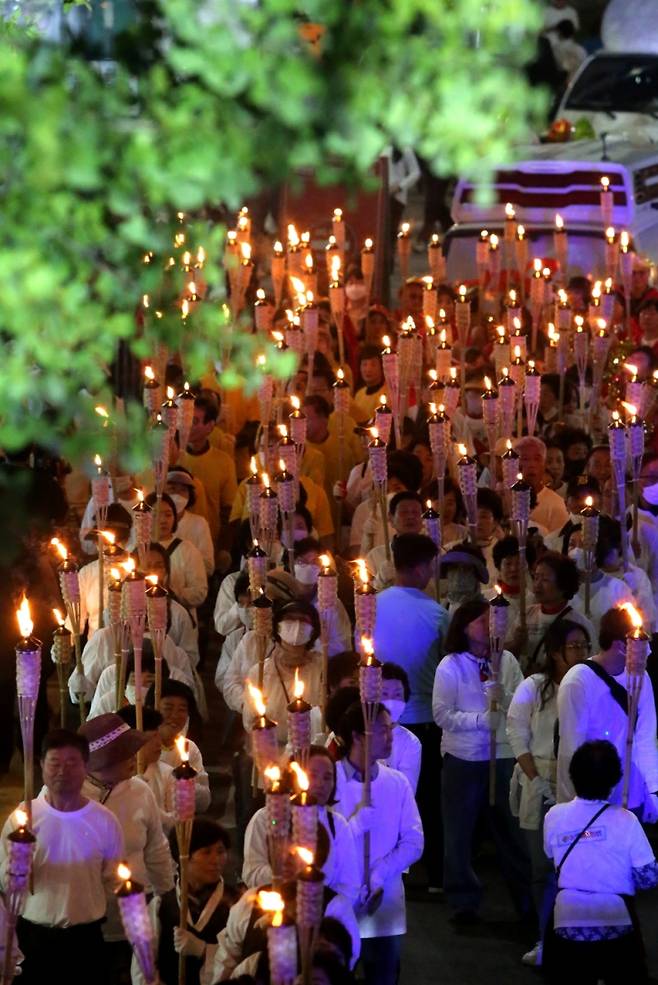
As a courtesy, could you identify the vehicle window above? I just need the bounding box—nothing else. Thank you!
[566,55,658,114]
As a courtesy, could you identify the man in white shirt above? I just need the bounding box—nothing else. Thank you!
[517,436,569,535]
[374,533,448,892]
[0,729,124,985]
[557,607,658,820]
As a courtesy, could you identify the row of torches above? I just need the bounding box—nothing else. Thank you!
[8,197,641,983]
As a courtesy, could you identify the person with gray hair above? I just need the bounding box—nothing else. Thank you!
[517,436,569,534]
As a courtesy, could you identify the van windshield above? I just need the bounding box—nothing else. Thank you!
[566,54,658,114]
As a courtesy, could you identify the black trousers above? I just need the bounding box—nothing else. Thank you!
[405,722,443,886]
[543,930,647,985]
[16,917,110,985]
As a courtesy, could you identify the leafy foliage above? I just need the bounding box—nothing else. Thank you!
[0,0,544,467]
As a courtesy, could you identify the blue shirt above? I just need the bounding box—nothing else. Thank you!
[373,586,448,724]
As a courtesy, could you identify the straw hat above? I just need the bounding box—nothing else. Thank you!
[79,712,147,772]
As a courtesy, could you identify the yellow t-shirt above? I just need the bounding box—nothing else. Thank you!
[210,426,236,456]
[179,446,238,544]
[230,474,334,539]
[352,382,387,425]
[307,420,365,502]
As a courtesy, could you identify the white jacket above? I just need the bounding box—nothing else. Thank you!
[242,805,359,903]
[433,650,523,761]
[333,761,423,938]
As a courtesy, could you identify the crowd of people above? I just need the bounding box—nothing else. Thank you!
[5,140,658,985]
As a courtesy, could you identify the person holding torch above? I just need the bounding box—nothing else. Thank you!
[0,729,124,985]
[333,700,423,985]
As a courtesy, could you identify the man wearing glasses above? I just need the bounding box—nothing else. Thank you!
[557,606,658,823]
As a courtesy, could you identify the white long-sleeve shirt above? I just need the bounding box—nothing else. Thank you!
[574,569,634,643]
[207,887,360,983]
[384,724,422,794]
[243,654,324,745]
[333,761,423,938]
[557,659,658,809]
[79,777,174,939]
[159,536,208,608]
[432,650,523,761]
[84,643,197,717]
[79,626,196,693]
[213,571,241,636]
[242,805,359,902]
[177,510,214,576]
[0,796,123,928]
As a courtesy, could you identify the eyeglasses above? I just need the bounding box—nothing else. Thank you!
[564,641,591,652]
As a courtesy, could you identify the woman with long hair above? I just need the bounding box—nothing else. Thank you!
[507,618,591,966]
[432,598,530,924]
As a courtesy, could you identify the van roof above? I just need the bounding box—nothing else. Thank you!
[452,138,658,228]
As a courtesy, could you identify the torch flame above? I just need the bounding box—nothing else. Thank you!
[505,202,515,219]
[290,395,301,412]
[14,808,28,829]
[555,214,564,231]
[17,596,33,639]
[257,890,285,923]
[620,602,643,630]
[336,367,344,382]
[361,637,374,659]
[122,558,136,576]
[144,365,155,382]
[53,607,65,626]
[330,254,341,282]
[355,559,369,587]
[484,376,493,391]
[379,394,387,406]
[289,761,309,792]
[585,496,593,508]
[247,681,267,718]
[494,584,502,598]
[293,668,305,701]
[622,401,638,417]
[296,846,314,866]
[95,405,109,419]
[369,427,380,441]
[146,575,158,586]
[624,363,638,377]
[264,765,280,784]
[457,443,468,457]
[240,242,252,262]
[110,567,121,582]
[117,863,132,883]
[99,530,115,546]
[51,538,68,561]
[175,735,189,763]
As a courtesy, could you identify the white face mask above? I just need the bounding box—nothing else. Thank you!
[125,683,151,704]
[170,493,188,516]
[237,605,253,629]
[382,698,405,723]
[346,283,367,301]
[279,619,313,646]
[294,562,320,586]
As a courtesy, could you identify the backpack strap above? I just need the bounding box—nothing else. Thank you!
[583,660,629,716]
[164,537,183,558]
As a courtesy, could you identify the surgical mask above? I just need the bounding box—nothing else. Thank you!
[278,619,313,646]
[237,605,254,629]
[294,562,320,586]
[382,699,405,723]
[170,493,188,516]
[346,283,367,301]
[125,683,150,704]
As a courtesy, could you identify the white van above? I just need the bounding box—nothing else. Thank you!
[444,136,658,281]
[554,51,658,145]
